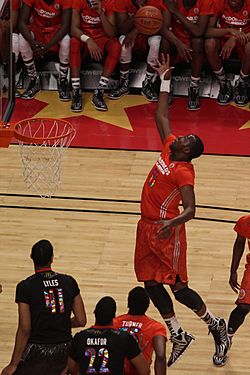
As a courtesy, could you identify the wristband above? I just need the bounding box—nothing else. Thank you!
[80,34,90,43]
[160,79,171,93]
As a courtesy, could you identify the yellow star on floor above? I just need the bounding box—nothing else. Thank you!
[32,91,149,131]
[230,102,250,129]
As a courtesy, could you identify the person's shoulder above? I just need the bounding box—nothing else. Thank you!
[236,215,250,228]
[17,273,36,287]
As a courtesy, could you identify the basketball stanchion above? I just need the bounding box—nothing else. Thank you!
[0,118,76,197]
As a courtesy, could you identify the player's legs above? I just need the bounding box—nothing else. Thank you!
[19,32,40,99]
[205,37,233,105]
[57,34,70,101]
[70,37,84,112]
[141,35,161,102]
[108,35,133,100]
[234,42,250,107]
[92,38,121,111]
[187,37,204,111]
[170,279,230,366]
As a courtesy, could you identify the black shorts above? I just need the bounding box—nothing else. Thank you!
[14,341,71,375]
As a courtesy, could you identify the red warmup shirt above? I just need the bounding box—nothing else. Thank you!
[234,215,250,264]
[213,0,250,34]
[72,0,114,38]
[12,0,20,11]
[170,0,214,39]
[24,0,72,28]
[141,134,195,221]
[114,0,166,15]
[114,314,167,375]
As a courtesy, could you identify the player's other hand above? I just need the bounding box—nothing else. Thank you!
[86,38,103,61]
[1,363,17,375]
[176,41,192,62]
[220,37,236,59]
[123,30,138,48]
[230,29,248,45]
[156,219,173,239]
[150,53,173,80]
[229,271,240,293]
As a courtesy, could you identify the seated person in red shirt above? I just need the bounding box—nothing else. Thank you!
[114,287,167,375]
[108,0,165,102]
[70,0,121,112]
[205,0,250,107]
[163,0,214,110]
[19,0,72,100]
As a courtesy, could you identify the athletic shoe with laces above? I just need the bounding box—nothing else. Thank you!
[141,80,158,101]
[108,80,129,100]
[21,77,40,99]
[234,79,248,106]
[71,88,82,112]
[167,331,195,367]
[92,89,108,111]
[58,78,70,101]
[217,80,233,105]
[187,86,200,110]
[209,318,230,360]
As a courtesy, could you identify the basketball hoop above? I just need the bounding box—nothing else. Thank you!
[14,118,76,198]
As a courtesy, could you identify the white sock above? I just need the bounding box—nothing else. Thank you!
[165,315,183,337]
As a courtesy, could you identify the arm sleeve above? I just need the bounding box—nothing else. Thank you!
[15,281,30,304]
[234,217,250,238]
[72,0,81,11]
[163,134,176,152]
[69,276,80,298]
[114,0,127,12]
[200,0,215,15]
[62,0,72,10]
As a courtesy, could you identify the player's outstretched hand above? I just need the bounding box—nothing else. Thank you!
[156,219,173,239]
[229,271,240,293]
[150,53,173,81]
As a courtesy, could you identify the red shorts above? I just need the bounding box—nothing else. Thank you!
[236,263,250,305]
[30,25,61,53]
[220,37,245,60]
[81,35,113,59]
[134,218,188,285]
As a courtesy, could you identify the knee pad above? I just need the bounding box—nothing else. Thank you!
[119,35,133,64]
[147,35,161,65]
[59,34,70,64]
[12,33,19,63]
[19,33,34,60]
[145,284,174,315]
[174,287,204,312]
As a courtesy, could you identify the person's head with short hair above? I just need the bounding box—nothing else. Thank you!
[228,0,243,10]
[128,286,150,315]
[31,239,54,268]
[94,296,116,326]
[170,134,204,162]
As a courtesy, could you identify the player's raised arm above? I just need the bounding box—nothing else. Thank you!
[151,54,173,143]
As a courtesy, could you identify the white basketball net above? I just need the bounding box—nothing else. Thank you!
[15,119,76,198]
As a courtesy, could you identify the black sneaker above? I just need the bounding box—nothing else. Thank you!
[217,80,233,105]
[213,332,232,367]
[167,331,195,367]
[209,318,230,360]
[108,80,129,100]
[92,89,108,111]
[141,80,158,101]
[187,86,200,110]
[58,78,70,101]
[21,77,40,99]
[234,79,248,106]
[71,88,82,112]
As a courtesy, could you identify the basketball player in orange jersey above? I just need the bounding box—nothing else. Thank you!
[134,53,230,367]
[1,240,87,375]
[108,0,166,102]
[12,0,21,97]
[114,287,167,375]
[205,0,250,107]
[162,0,214,110]
[214,215,250,366]
[70,0,121,112]
[19,0,72,100]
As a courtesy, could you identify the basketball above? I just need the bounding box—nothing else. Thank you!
[134,6,163,35]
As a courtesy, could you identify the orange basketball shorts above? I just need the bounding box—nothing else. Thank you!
[134,218,188,285]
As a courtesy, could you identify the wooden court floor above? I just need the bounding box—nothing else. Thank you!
[0,145,250,374]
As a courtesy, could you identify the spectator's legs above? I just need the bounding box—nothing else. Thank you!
[70,37,83,112]
[205,37,233,105]
[12,32,21,98]
[141,35,161,101]
[19,33,40,99]
[234,42,250,106]
[57,34,70,101]
[187,37,203,111]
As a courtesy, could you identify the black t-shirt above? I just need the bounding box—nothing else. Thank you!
[15,270,80,344]
[70,327,141,375]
